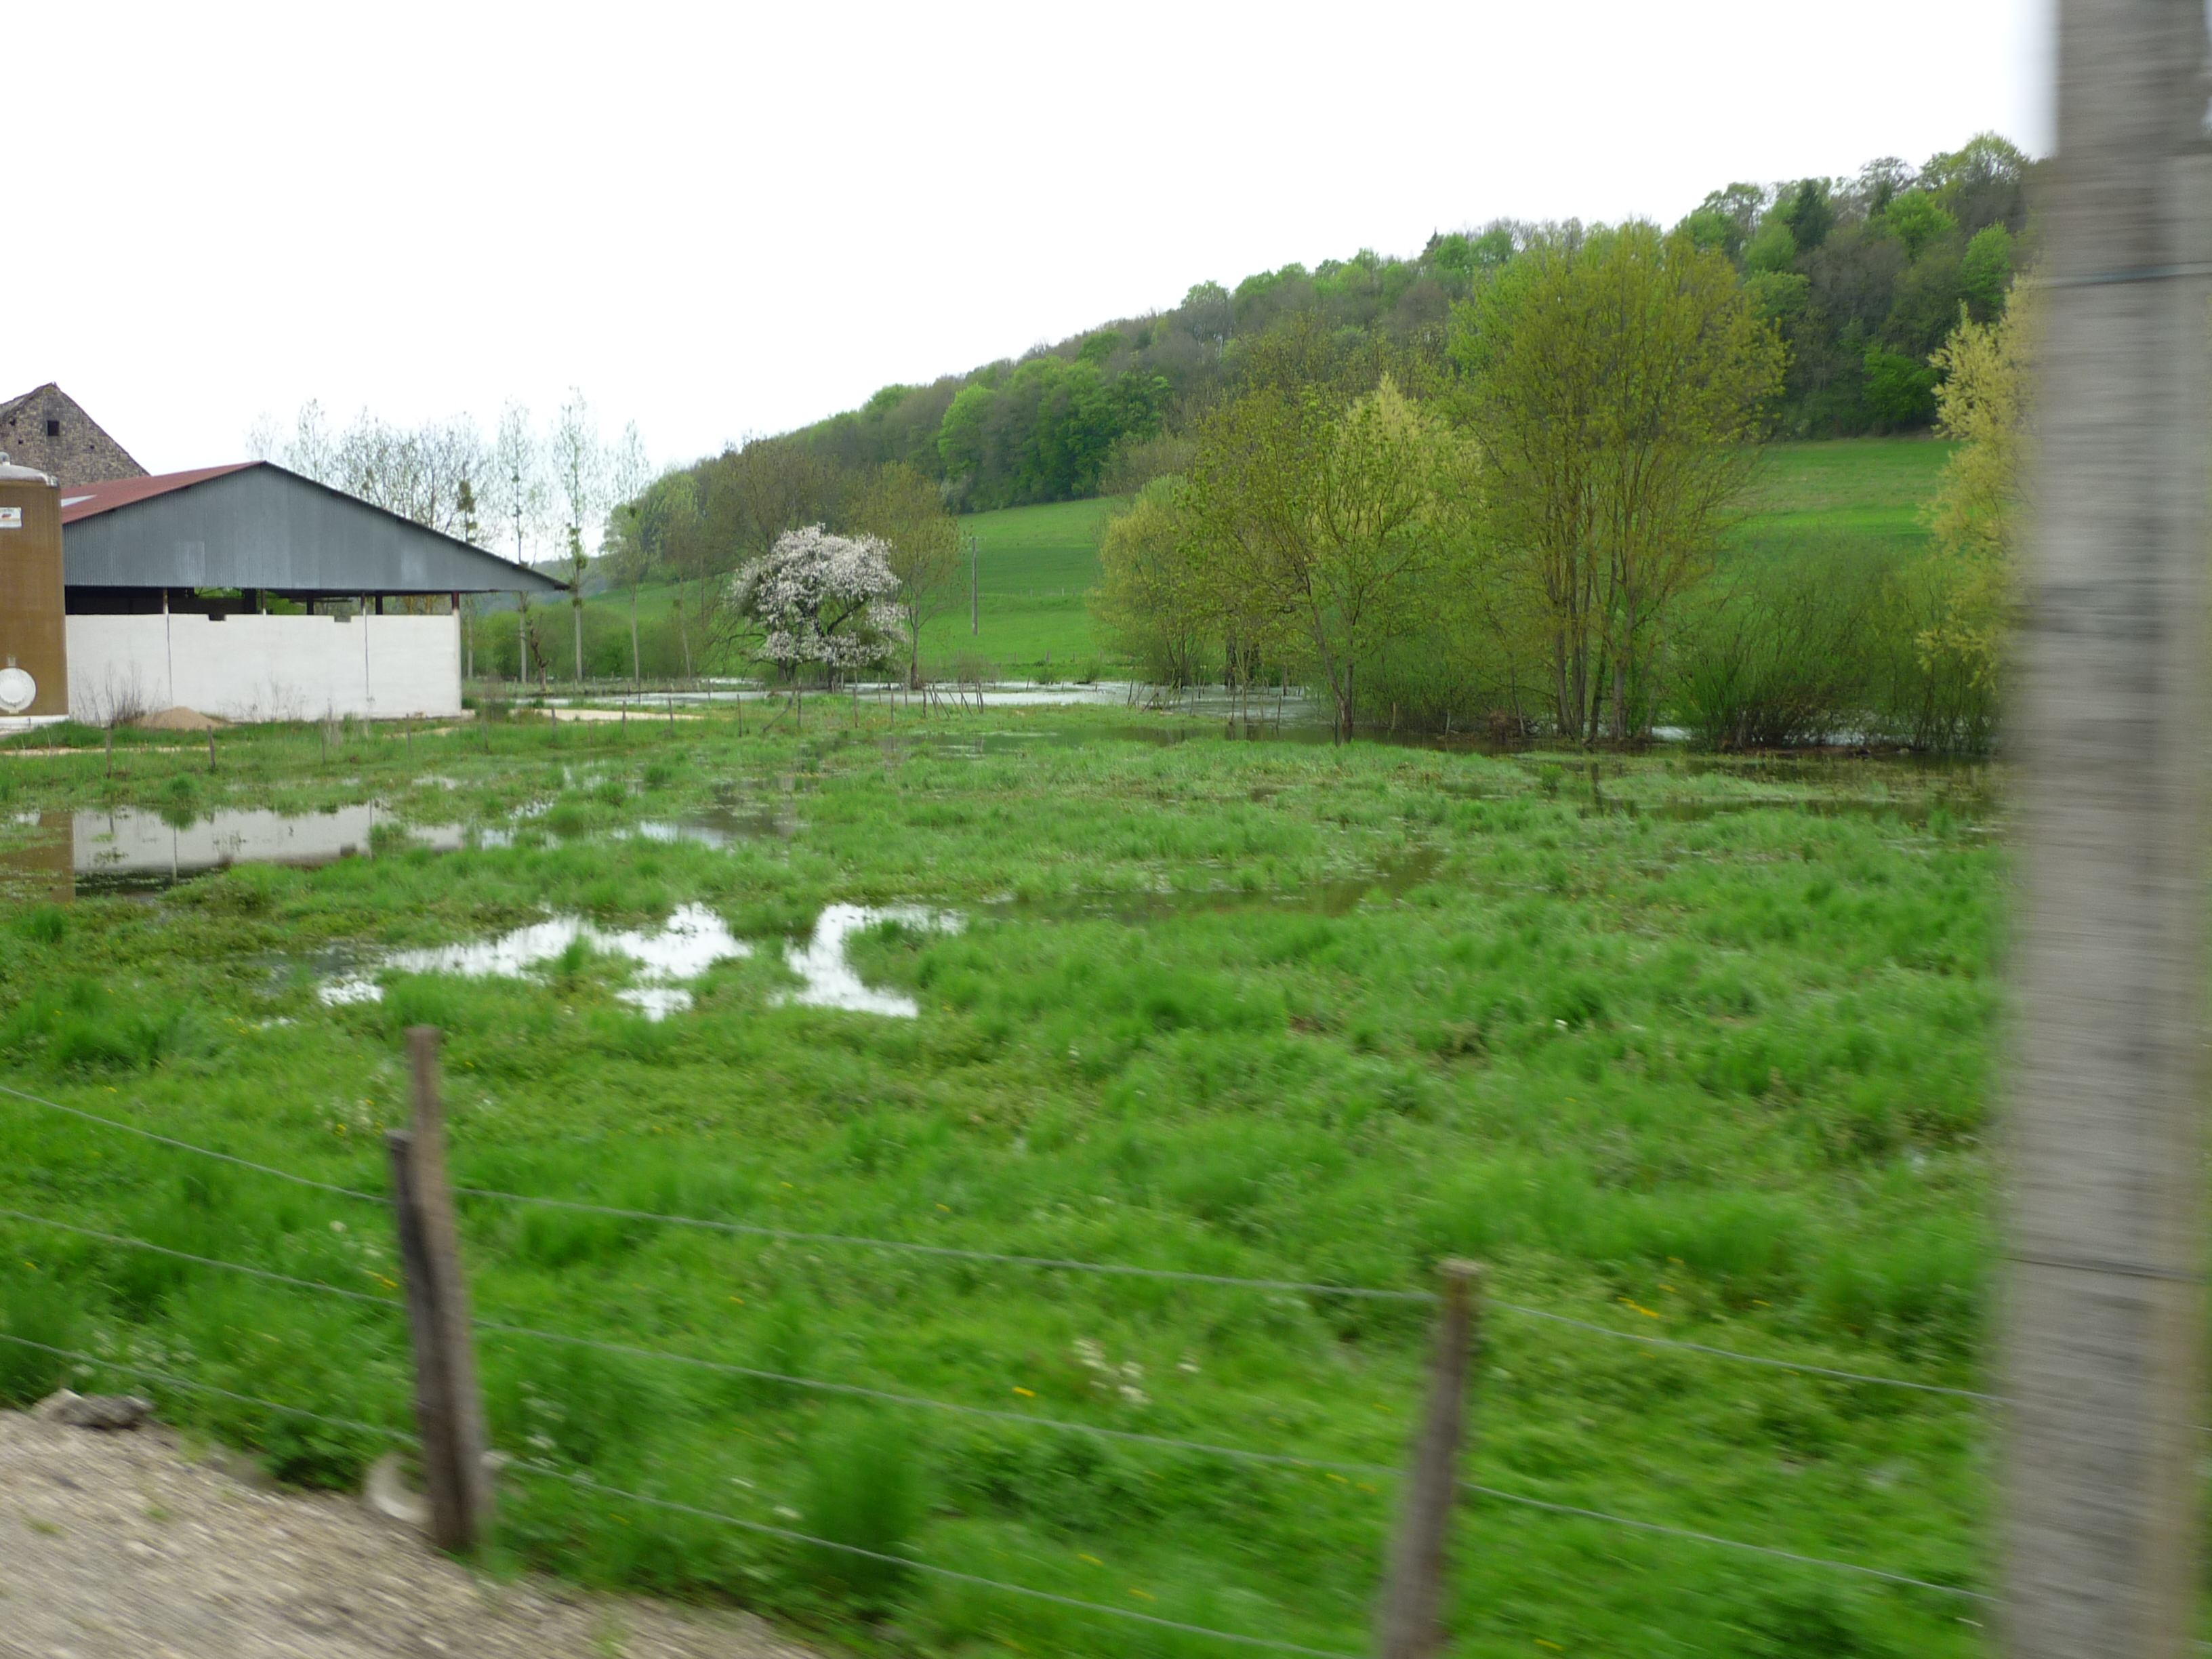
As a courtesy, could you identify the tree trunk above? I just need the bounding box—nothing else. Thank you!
[2002,5,2211,1655]
[1553,630,1572,739]
[572,596,583,684]
[630,586,641,691]
[1569,634,1589,745]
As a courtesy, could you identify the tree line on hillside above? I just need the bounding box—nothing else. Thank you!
[758,133,2028,512]
[1091,216,2024,752]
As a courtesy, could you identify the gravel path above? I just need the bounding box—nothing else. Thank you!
[0,1410,817,1659]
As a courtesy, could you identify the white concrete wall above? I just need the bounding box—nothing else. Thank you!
[66,611,461,722]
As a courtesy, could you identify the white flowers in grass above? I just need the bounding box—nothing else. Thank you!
[1074,1337,1148,1406]
[729,525,901,678]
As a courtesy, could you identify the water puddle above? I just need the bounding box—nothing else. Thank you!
[633,789,792,847]
[4,807,470,896]
[317,903,752,1019]
[778,905,961,1017]
[312,901,953,1021]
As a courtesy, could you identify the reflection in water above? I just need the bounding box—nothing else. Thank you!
[633,801,790,848]
[64,806,466,893]
[1,813,73,903]
[317,903,752,1020]
[312,901,947,1021]
[778,904,962,1017]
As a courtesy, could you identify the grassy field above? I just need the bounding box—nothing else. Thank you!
[0,706,2004,1657]
[921,499,1113,676]
[1736,438,1954,539]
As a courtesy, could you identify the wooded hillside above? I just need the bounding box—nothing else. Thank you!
[777,133,2028,510]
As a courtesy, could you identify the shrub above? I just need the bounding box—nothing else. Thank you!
[1671,533,1893,749]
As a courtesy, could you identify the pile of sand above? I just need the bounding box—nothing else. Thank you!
[134,706,229,732]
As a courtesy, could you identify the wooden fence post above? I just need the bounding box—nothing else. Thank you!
[1376,1260,1484,1659]
[386,1025,492,1553]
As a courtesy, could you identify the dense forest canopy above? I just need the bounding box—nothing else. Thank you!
[751,132,2027,513]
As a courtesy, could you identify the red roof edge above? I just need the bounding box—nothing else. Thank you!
[59,463,258,525]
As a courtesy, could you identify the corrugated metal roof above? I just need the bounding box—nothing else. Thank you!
[60,464,252,523]
[60,462,562,594]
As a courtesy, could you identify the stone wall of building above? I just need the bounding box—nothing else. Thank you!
[0,385,148,487]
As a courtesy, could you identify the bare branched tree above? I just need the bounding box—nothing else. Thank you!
[605,422,653,689]
[488,404,547,687]
[549,389,605,684]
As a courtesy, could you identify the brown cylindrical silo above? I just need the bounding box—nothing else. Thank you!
[0,466,66,718]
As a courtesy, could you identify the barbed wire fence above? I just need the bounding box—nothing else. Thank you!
[0,1053,1996,1655]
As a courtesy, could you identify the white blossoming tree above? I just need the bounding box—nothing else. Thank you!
[727,525,901,686]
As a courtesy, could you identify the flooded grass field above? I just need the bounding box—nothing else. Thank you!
[0,705,2003,1657]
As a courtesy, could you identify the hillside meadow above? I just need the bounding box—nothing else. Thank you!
[0,703,2008,1657]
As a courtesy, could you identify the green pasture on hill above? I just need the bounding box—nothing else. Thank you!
[1734,438,1955,548]
[0,706,2013,1656]
[920,498,1113,675]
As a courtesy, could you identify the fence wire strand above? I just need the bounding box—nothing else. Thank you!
[0,1076,1998,1401]
[0,1207,1988,1613]
[454,1184,1433,1300]
[1456,1480,1990,1600]
[1491,1303,2000,1401]
[511,1460,1368,1658]
[0,1332,416,1445]
[0,1205,399,1309]
[0,1080,382,1204]
[472,1315,1386,1475]
[477,1315,1984,1599]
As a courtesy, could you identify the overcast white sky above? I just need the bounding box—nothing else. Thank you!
[11,0,2048,478]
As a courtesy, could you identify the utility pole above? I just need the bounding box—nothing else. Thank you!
[2003,5,2211,1656]
[968,532,979,636]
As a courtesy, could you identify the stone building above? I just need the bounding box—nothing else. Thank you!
[0,384,146,487]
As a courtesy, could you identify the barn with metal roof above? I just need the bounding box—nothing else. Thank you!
[60,462,557,609]
[14,461,558,724]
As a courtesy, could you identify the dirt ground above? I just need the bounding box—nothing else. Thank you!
[0,1410,817,1659]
